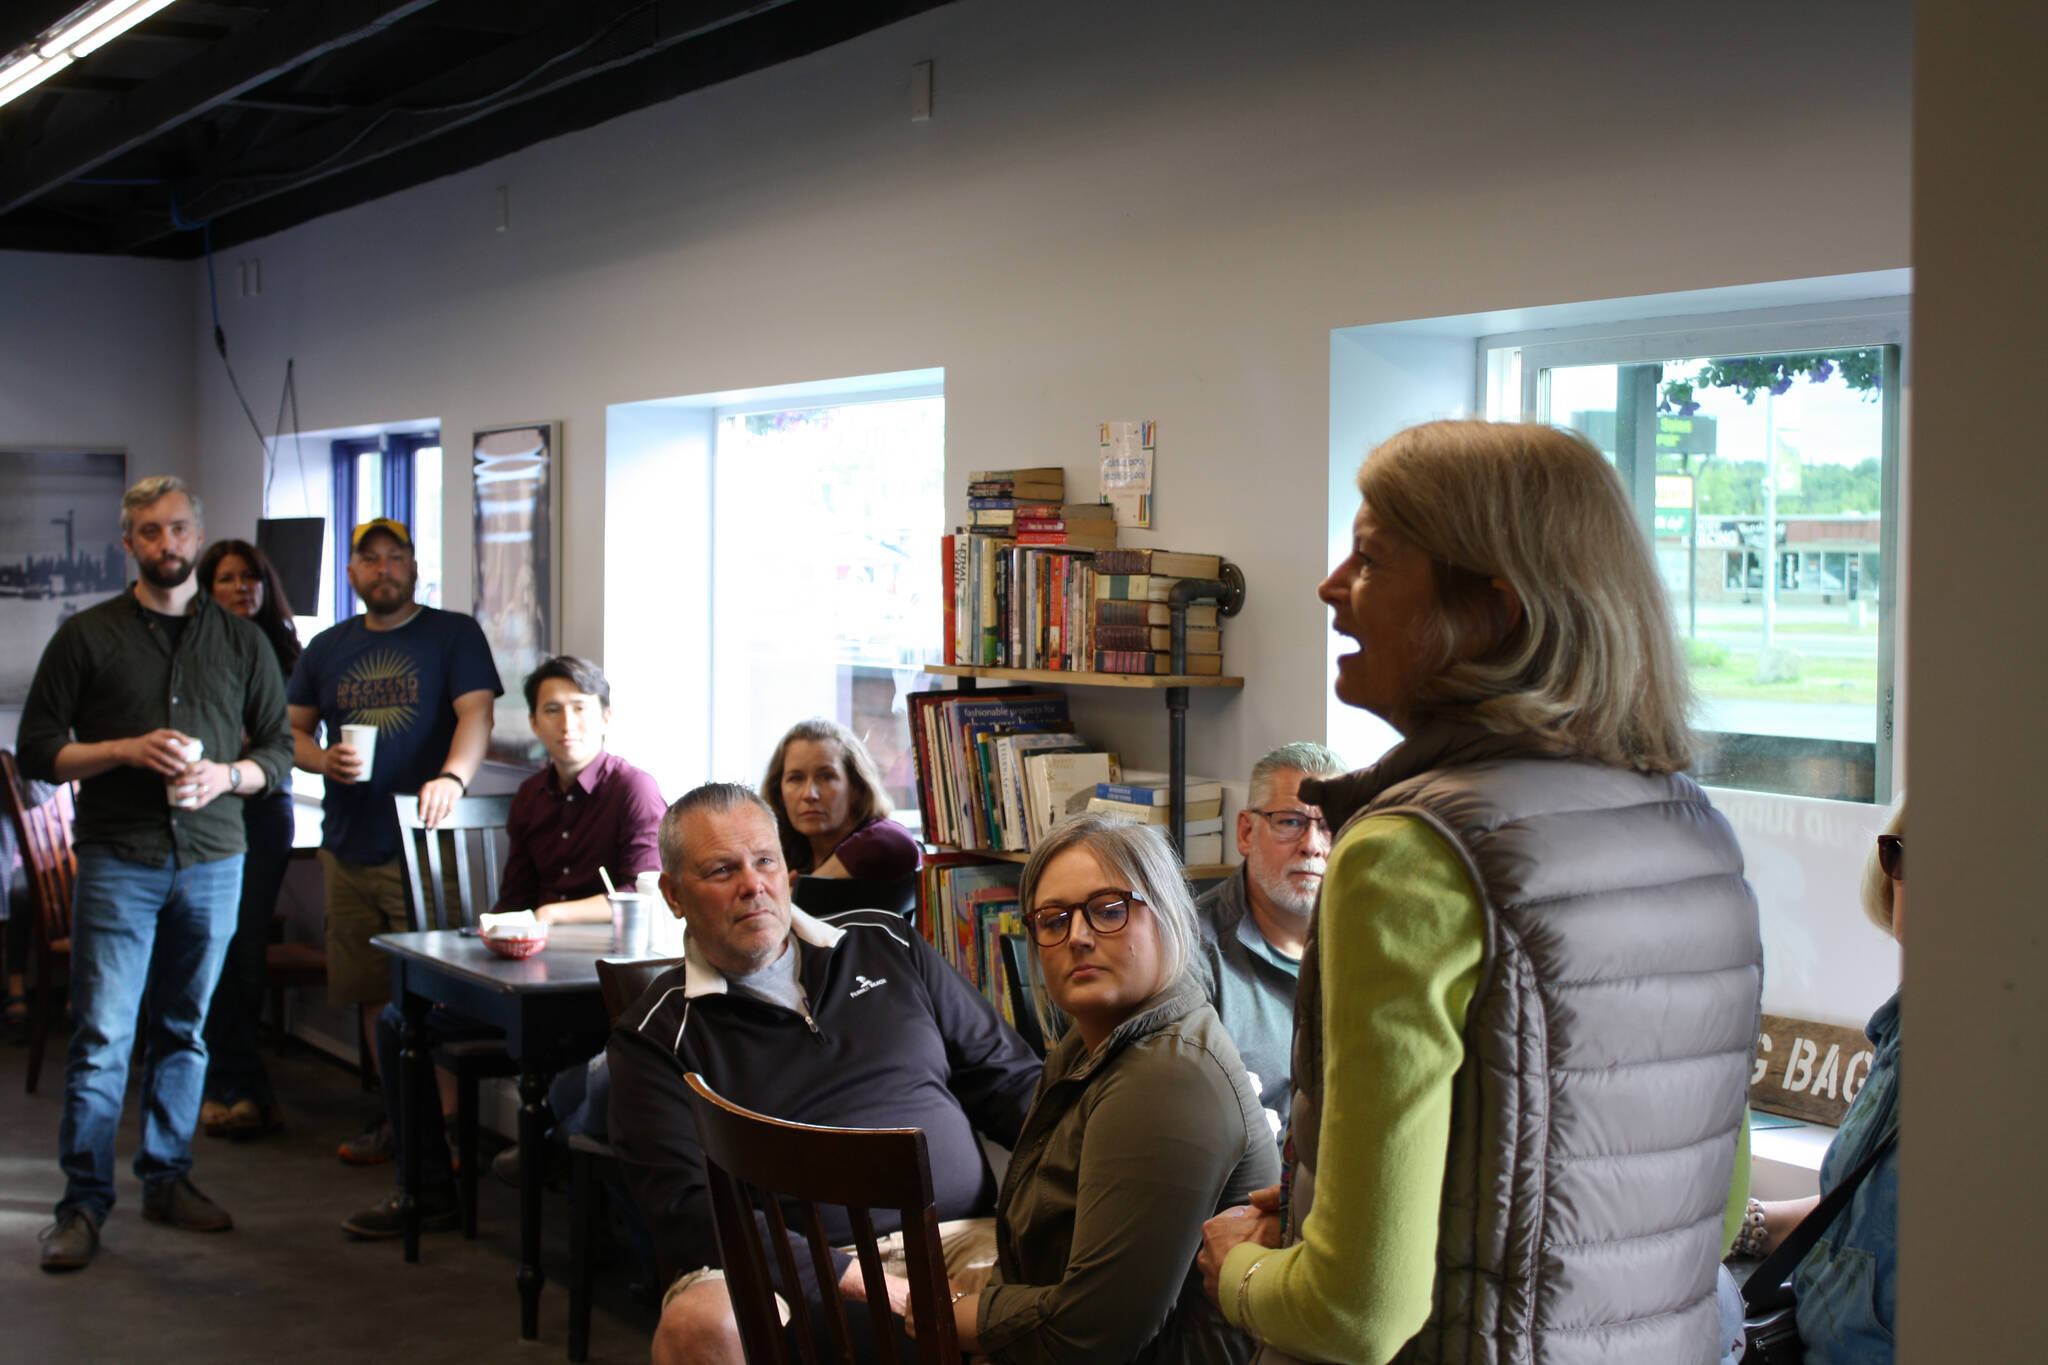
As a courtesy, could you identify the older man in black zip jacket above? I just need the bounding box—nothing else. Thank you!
[609,782,1041,1365]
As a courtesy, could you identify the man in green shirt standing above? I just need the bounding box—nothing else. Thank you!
[20,476,293,1273]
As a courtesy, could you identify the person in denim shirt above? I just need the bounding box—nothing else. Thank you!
[1751,800,1903,1363]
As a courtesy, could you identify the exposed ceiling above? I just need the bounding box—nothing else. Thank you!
[0,0,956,259]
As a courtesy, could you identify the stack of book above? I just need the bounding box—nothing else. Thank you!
[1014,500,1116,550]
[943,533,1106,669]
[967,467,1067,531]
[908,686,1121,853]
[1091,548,1227,675]
[1085,773,1227,864]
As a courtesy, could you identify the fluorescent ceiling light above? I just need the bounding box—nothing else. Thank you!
[0,52,73,106]
[39,0,147,55]
[68,0,182,58]
[0,0,178,112]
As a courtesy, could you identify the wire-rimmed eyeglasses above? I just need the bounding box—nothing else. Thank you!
[1247,808,1329,841]
[1024,889,1143,948]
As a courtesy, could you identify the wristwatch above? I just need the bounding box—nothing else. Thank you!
[227,764,243,792]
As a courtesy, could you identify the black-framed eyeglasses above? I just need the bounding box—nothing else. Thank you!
[1024,889,1142,948]
[1247,809,1329,841]
[1877,834,1903,882]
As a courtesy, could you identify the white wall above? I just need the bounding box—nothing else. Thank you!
[144,0,1907,795]
[0,252,196,748]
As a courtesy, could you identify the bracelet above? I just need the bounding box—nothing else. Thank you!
[1234,1256,1265,1337]
[1733,1197,1769,1258]
[949,1289,969,1305]
[435,771,468,793]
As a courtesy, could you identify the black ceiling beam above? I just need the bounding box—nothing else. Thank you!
[0,0,443,219]
[144,0,795,244]
[122,0,954,255]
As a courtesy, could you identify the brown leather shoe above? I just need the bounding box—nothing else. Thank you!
[39,1209,99,1271]
[225,1099,284,1138]
[142,1178,233,1232]
[199,1100,233,1138]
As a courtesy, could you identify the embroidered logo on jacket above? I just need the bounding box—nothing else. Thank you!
[849,974,889,998]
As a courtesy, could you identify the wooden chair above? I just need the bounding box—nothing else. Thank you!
[2,750,75,1095]
[685,1071,961,1365]
[393,791,516,1235]
[566,954,684,1362]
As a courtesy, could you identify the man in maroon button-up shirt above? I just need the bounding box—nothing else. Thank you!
[496,656,666,921]
[339,655,666,1240]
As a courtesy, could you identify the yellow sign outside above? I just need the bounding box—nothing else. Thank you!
[1655,474,1694,509]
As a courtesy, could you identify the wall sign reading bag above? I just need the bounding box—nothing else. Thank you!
[1749,1012,1875,1126]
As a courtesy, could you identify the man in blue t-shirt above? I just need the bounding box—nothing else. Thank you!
[287,518,500,1161]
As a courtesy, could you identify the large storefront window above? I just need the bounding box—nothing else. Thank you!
[1504,330,1902,802]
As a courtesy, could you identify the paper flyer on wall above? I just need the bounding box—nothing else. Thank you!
[1099,420,1154,528]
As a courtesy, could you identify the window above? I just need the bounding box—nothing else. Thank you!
[329,431,442,622]
[1490,313,1904,802]
[708,392,945,816]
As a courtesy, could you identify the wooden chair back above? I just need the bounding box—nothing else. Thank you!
[391,793,513,931]
[2,749,79,1093]
[595,955,683,1024]
[683,1072,959,1365]
[1,750,76,960]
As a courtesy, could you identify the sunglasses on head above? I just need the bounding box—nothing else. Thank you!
[1876,833,1903,882]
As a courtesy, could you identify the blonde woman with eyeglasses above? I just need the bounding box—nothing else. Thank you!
[909,814,1279,1364]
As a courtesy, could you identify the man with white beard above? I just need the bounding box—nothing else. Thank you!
[1193,742,1345,1138]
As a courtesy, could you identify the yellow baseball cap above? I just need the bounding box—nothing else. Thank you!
[350,517,413,552]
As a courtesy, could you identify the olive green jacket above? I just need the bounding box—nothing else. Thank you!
[979,974,1280,1365]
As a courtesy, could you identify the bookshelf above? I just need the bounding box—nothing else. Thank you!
[922,611,1245,880]
[924,665,1243,689]
[915,555,1246,1039]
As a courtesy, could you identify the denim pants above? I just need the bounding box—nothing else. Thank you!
[203,791,295,1106]
[58,848,244,1222]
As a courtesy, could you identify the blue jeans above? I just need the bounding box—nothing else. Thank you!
[57,849,244,1222]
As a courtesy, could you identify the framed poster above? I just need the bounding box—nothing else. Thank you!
[0,448,128,704]
[472,423,560,765]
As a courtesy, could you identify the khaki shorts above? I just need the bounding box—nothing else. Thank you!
[320,849,462,1005]
[663,1216,998,1317]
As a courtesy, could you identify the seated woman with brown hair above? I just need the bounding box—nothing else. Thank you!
[913,813,1279,1364]
[761,717,920,881]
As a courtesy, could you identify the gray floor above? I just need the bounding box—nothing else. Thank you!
[1,1025,656,1362]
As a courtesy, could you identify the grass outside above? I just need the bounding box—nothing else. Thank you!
[1691,649,1878,705]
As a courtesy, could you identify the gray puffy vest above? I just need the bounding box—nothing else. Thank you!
[1285,723,1761,1365]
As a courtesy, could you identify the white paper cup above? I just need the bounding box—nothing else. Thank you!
[340,723,378,778]
[609,891,655,957]
[167,737,204,809]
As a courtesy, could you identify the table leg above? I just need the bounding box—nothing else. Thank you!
[400,991,429,1263]
[517,1063,547,1339]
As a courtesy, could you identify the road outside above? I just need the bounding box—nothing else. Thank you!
[1684,602,1879,742]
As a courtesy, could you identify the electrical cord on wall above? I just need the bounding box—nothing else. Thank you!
[170,191,307,514]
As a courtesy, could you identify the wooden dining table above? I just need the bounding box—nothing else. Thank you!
[373,924,615,1340]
